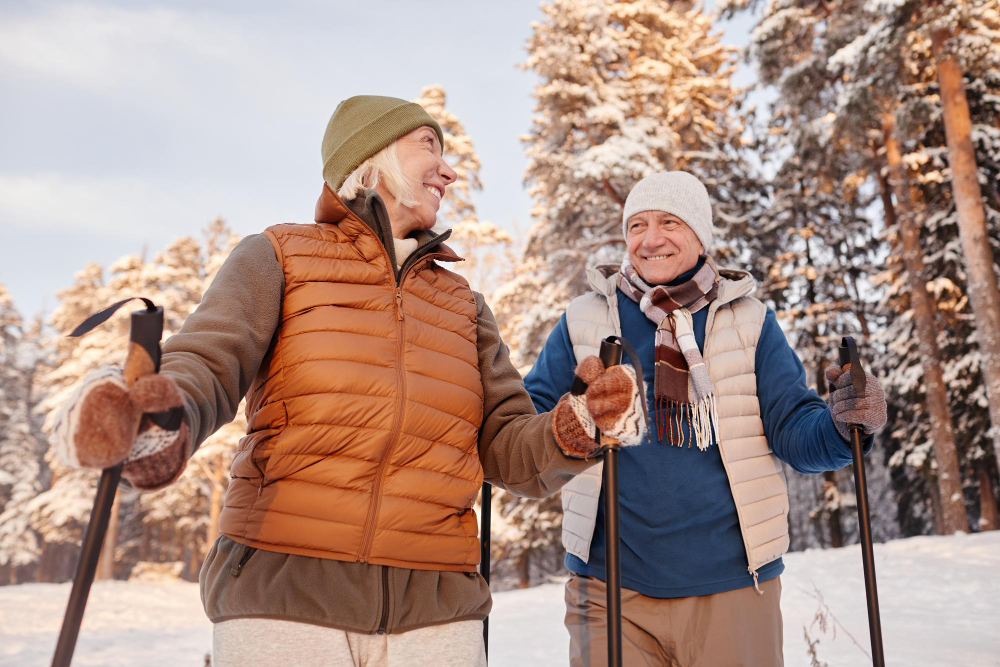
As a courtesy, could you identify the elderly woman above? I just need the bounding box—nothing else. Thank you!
[53,96,645,666]
[524,171,889,666]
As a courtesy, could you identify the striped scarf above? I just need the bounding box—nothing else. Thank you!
[618,256,721,450]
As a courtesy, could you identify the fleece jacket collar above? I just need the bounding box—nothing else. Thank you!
[313,184,460,282]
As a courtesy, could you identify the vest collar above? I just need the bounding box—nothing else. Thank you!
[587,262,757,307]
[313,183,464,269]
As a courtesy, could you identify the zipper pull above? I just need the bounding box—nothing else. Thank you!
[231,545,256,577]
[395,288,403,320]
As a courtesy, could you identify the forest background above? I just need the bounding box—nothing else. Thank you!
[1,0,999,591]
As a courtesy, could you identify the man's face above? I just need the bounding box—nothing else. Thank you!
[625,211,705,284]
[377,126,456,237]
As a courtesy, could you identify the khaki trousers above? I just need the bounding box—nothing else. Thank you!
[565,574,783,667]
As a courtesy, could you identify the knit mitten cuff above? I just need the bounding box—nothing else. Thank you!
[53,367,142,469]
[552,393,600,459]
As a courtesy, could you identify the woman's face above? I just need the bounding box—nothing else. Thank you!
[377,126,456,238]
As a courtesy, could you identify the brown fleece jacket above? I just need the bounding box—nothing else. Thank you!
[157,192,593,633]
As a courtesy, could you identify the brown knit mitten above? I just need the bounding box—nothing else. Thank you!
[53,367,190,490]
[825,364,887,440]
[552,356,646,458]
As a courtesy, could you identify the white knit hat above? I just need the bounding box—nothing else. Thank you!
[622,172,714,251]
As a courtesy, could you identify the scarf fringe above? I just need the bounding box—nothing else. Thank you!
[656,394,719,450]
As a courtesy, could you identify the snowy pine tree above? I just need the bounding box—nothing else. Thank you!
[495,0,756,369]
[0,286,49,584]
[415,84,515,298]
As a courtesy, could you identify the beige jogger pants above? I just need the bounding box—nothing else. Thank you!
[565,574,783,667]
[212,617,486,667]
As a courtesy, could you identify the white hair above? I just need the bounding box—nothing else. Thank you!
[337,140,419,208]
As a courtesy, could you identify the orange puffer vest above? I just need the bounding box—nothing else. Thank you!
[220,187,485,572]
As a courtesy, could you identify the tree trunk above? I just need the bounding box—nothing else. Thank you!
[882,112,969,533]
[814,354,844,547]
[95,493,122,580]
[976,462,999,531]
[931,27,1000,470]
[206,453,225,553]
[823,472,845,548]
[517,550,531,589]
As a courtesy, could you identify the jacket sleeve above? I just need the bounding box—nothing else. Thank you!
[756,308,863,473]
[159,234,285,452]
[475,295,595,498]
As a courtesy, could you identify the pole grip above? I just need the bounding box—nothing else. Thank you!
[599,337,623,369]
[123,306,164,386]
[837,336,867,400]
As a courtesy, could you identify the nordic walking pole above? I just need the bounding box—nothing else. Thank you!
[598,338,624,667]
[570,335,644,667]
[836,336,885,667]
[52,298,164,667]
[480,480,492,661]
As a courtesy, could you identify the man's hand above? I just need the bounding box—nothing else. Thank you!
[553,356,646,458]
[825,364,887,441]
[53,367,190,490]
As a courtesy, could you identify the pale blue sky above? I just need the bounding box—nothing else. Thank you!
[0,1,756,319]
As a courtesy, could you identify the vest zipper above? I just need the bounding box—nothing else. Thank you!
[703,299,761,587]
[355,224,458,563]
[376,565,390,634]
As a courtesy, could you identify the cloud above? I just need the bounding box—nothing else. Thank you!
[0,3,319,116]
[0,173,238,239]
[0,5,245,94]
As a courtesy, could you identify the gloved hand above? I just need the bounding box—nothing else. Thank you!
[552,356,646,458]
[52,366,190,490]
[824,364,887,441]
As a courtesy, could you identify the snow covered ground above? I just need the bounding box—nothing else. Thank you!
[1,531,997,666]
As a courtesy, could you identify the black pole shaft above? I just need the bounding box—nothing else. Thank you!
[598,337,624,667]
[51,464,123,667]
[480,481,492,661]
[603,449,623,667]
[850,425,885,667]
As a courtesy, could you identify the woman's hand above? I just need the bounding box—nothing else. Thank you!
[552,356,646,458]
[53,367,190,490]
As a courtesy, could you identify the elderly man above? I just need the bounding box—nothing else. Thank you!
[524,171,888,666]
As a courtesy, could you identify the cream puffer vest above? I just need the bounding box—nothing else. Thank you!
[560,265,790,583]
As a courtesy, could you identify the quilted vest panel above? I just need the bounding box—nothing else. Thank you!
[220,215,484,571]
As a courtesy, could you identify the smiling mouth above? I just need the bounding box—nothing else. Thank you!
[643,254,674,261]
[424,184,443,201]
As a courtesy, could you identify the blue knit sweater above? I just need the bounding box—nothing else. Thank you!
[524,261,857,598]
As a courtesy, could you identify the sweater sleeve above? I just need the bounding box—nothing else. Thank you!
[475,296,594,498]
[523,314,577,414]
[756,308,856,473]
[159,234,285,452]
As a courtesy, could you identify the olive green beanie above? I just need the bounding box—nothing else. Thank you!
[321,95,445,192]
